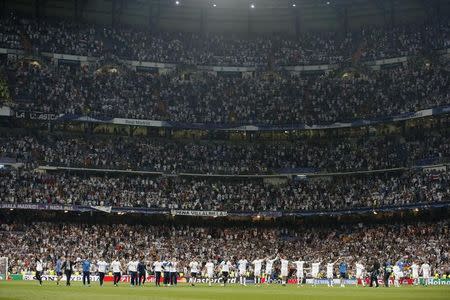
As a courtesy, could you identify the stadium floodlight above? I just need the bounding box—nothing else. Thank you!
[250,3,255,8]
[175,1,180,5]
[326,1,330,4]
[292,3,296,7]
[213,3,216,7]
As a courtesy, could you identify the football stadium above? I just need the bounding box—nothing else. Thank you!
[0,0,449,299]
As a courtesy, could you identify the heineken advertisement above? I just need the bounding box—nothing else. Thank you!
[5,274,450,285]
[420,278,450,285]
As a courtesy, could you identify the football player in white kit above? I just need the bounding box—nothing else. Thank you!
[280,256,290,286]
[237,258,249,286]
[35,257,44,286]
[293,259,305,286]
[97,258,108,286]
[189,259,199,286]
[252,258,264,286]
[264,256,278,284]
[420,262,431,286]
[411,261,420,285]
[205,260,215,287]
[152,259,163,287]
[220,259,233,286]
[111,257,122,287]
[311,260,322,287]
[326,258,340,287]
[355,261,365,287]
[392,264,401,287]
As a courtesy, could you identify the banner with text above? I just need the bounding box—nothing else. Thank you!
[11,105,449,132]
[170,210,228,217]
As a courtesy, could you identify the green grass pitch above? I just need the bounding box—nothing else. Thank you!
[0,281,449,300]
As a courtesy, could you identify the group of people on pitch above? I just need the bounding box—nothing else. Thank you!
[32,255,433,288]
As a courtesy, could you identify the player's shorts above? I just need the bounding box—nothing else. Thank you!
[56,271,63,276]
[296,272,303,279]
[207,272,214,279]
[254,270,261,277]
[222,271,229,278]
[281,270,288,277]
[265,270,272,275]
[239,270,246,276]
[340,272,347,279]
[327,273,333,279]
[312,272,319,278]
[191,272,197,278]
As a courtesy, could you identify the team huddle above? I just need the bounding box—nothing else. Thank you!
[32,255,434,288]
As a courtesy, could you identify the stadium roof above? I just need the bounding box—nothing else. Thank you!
[3,0,449,34]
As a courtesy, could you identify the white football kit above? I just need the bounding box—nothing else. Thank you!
[221,261,232,273]
[238,259,248,276]
[205,262,214,278]
[355,263,365,279]
[97,261,108,273]
[111,260,121,273]
[253,259,263,276]
[311,262,321,278]
[36,260,43,272]
[326,263,334,279]
[265,258,276,275]
[280,259,289,277]
[190,261,199,274]
[421,263,431,278]
[294,261,305,278]
[393,265,401,279]
[411,264,419,279]
[153,261,162,272]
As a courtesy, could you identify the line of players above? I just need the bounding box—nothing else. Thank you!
[33,255,433,288]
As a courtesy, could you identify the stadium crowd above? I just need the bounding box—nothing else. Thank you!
[0,169,447,211]
[0,14,21,51]
[1,220,448,277]
[0,14,449,290]
[274,23,450,65]
[4,60,449,124]
[0,131,448,174]
[1,15,449,66]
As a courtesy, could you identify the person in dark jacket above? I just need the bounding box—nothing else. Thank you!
[138,259,147,286]
[61,256,76,286]
[383,261,393,287]
[370,260,381,287]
